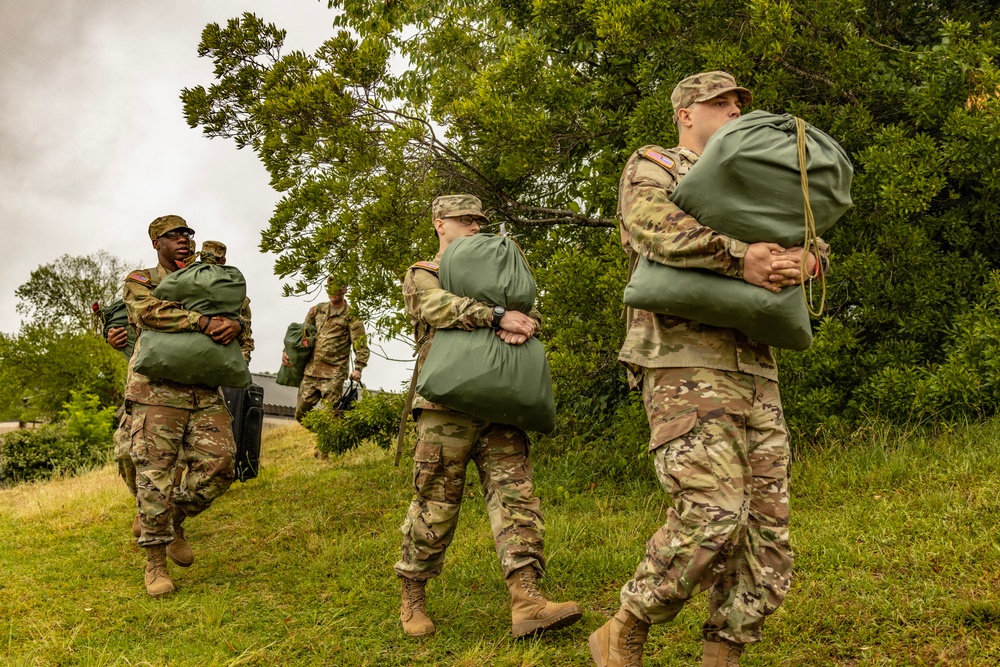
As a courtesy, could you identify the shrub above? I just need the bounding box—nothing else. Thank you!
[0,392,115,487]
[303,390,404,456]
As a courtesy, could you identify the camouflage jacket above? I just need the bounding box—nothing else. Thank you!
[404,253,543,411]
[619,144,791,383]
[123,263,252,408]
[302,300,369,379]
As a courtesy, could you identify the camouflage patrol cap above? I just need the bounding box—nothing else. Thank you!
[432,194,489,222]
[671,71,752,118]
[148,214,194,241]
[200,240,227,264]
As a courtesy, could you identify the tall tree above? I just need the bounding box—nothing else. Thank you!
[3,252,132,420]
[182,2,1000,435]
[14,251,133,333]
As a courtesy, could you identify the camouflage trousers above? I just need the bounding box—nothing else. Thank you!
[295,372,346,422]
[395,408,546,582]
[619,367,793,647]
[129,402,236,548]
[113,409,137,497]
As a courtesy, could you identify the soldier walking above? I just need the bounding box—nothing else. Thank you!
[395,194,582,639]
[292,278,369,423]
[588,73,828,666]
[123,215,252,597]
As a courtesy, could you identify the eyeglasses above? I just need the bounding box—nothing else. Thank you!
[445,215,484,226]
[160,229,194,240]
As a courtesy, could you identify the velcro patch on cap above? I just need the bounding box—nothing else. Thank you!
[639,148,676,172]
[411,261,440,272]
[127,272,150,284]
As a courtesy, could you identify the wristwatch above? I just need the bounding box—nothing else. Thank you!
[491,305,506,329]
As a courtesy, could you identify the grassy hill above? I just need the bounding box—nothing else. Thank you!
[2,419,1000,666]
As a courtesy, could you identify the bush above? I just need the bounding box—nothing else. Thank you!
[0,392,115,487]
[303,390,405,456]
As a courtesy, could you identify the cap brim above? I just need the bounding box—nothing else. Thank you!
[695,86,753,107]
[444,209,489,221]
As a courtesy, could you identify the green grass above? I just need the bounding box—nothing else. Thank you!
[3,418,1000,666]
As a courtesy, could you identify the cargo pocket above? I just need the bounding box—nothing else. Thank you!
[414,441,441,464]
[129,413,147,465]
[412,441,445,500]
[648,407,720,493]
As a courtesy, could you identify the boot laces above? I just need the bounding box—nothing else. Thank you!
[519,568,545,603]
[402,579,426,611]
[623,617,649,665]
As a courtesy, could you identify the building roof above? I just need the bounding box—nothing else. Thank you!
[251,373,298,417]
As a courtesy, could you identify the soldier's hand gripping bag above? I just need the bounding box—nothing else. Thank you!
[133,263,252,387]
[623,111,853,350]
[101,299,136,360]
[276,322,318,387]
[415,234,557,434]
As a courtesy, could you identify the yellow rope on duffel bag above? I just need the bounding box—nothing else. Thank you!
[796,116,826,318]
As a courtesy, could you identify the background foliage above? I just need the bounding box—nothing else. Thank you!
[1,252,129,422]
[183,1,1000,440]
[0,391,115,486]
[303,389,404,456]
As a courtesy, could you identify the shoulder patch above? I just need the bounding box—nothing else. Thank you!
[127,271,150,284]
[410,261,440,273]
[308,306,316,315]
[639,148,676,172]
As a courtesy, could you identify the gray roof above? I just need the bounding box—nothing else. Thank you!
[251,373,298,416]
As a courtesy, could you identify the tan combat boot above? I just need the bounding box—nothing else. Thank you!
[144,545,176,598]
[588,608,650,667]
[166,508,193,568]
[400,579,435,637]
[131,513,141,538]
[506,566,583,638]
[702,641,743,666]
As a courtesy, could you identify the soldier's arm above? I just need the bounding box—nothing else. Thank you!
[621,157,747,278]
[527,306,543,335]
[404,268,494,330]
[123,273,204,333]
[237,297,254,363]
[349,316,370,370]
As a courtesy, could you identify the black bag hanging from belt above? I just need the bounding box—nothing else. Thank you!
[222,383,264,482]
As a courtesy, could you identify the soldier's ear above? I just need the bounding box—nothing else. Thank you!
[152,238,161,251]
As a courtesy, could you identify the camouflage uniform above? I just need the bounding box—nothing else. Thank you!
[124,228,252,548]
[295,300,369,421]
[394,251,547,582]
[615,122,811,644]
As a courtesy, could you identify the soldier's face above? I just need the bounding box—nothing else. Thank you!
[435,215,481,244]
[685,91,743,143]
[153,229,194,264]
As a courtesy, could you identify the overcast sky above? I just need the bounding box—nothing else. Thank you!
[0,0,412,391]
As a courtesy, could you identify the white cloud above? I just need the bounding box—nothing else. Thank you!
[0,0,413,390]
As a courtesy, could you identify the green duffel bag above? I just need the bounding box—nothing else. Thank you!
[100,299,135,361]
[416,234,556,433]
[624,111,853,350]
[276,322,317,387]
[133,263,251,388]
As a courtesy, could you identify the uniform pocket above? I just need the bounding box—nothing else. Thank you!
[648,407,697,453]
[648,408,720,493]
[129,413,148,464]
[414,441,442,464]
